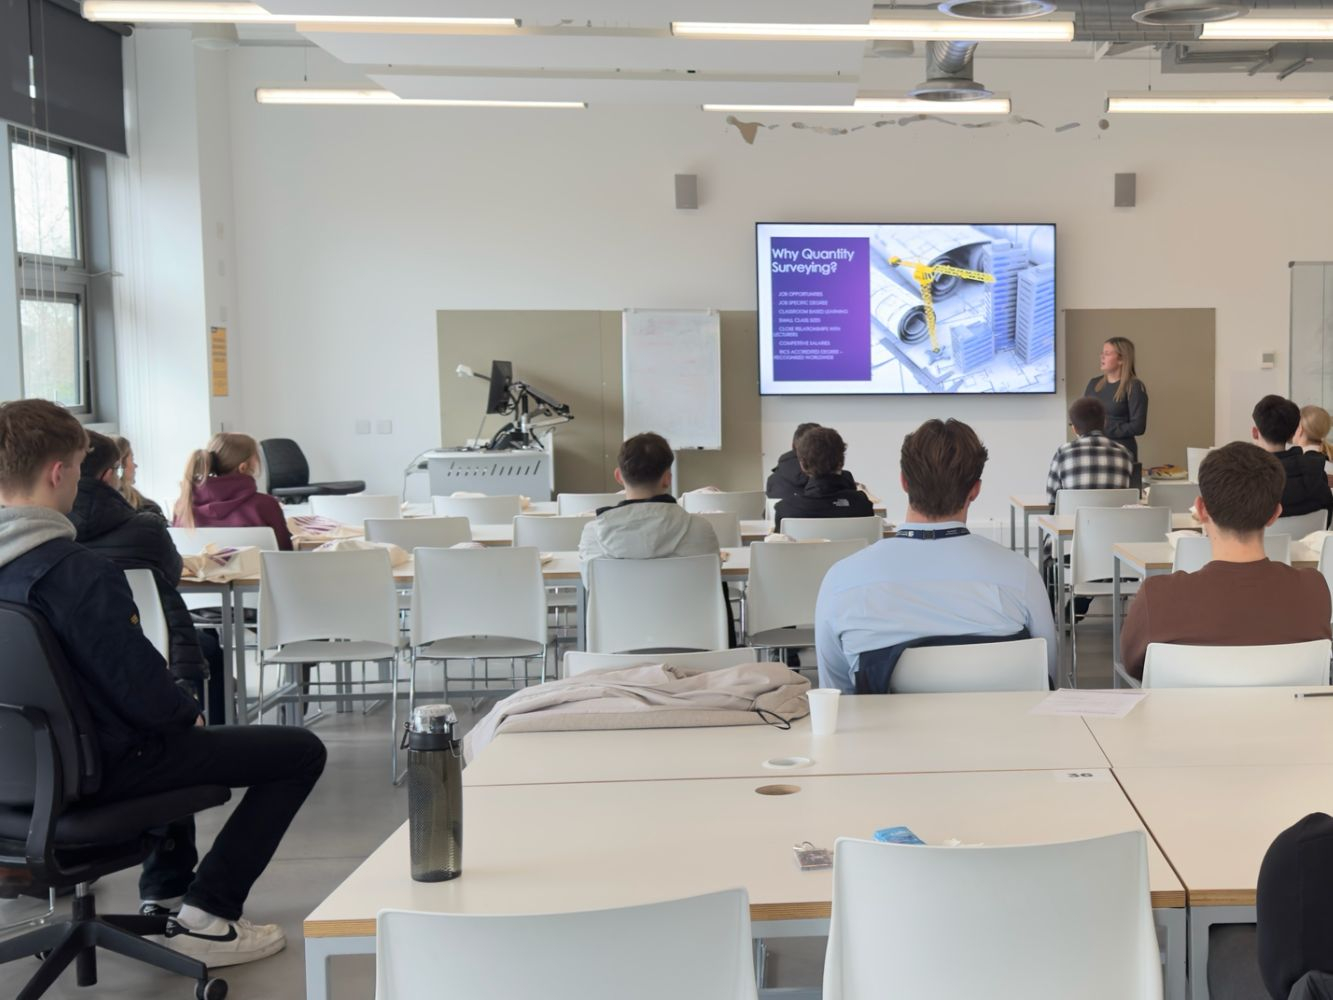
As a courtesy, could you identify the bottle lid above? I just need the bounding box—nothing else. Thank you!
[409,704,457,735]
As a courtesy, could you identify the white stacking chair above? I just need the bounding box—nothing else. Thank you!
[257,549,399,743]
[167,525,279,554]
[432,494,524,525]
[745,540,866,653]
[695,510,742,549]
[1142,640,1332,688]
[1268,510,1328,540]
[781,516,883,546]
[376,890,757,1000]
[681,490,766,520]
[764,497,779,521]
[556,491,622,516]
[310,493,401,524]
[890,638,1049,693]
[823,831,1161,1000]
[408,547,548,767]
[564,648,759,678]
[1067,505,1171,684]
[1171,534,1291,574]
[364,516,471,550]
[1053,488,1140,516]
[586,555,728,654]
[1144,482,1200,514]
[1186,446,1213,483]
[123,569,170,660]
[512,514,587,551]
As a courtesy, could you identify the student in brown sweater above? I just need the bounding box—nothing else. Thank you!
[1121,441,1331,680]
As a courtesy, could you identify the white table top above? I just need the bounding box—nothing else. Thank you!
[1116,764,1333,906]
[1010,493,1053,512]
[470,520,784,547]
[305,769,1184,939]
[1037,512,1200,537]
[463,692,1109,787]
[1086,687,1333,768]
[1113,540,1320,573]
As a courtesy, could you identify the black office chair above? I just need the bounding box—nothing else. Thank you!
[260,438,365,504]
[0,602,232,1000]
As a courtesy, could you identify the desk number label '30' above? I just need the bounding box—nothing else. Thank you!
[1055,771,1110,783]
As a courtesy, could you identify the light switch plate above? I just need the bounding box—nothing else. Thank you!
[376,420,393,435]
[354,420,371,435]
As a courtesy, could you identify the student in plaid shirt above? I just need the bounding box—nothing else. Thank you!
[1046,397,1135,508]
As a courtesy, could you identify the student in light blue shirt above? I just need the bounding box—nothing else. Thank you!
[815,418,1058,693]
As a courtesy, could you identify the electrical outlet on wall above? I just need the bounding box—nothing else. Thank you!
[376,420,393,435]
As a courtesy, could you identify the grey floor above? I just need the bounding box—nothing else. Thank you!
[0,613,1260,1000]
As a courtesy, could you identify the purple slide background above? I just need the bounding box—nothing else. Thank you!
[770,236,870,381]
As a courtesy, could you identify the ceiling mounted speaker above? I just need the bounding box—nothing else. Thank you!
[937,0,1057,18]
[1130,0,1247,25]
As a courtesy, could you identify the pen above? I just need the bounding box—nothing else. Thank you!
[1294,692,1333,699]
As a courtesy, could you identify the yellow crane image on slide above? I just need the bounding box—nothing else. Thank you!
[888,255,996,355]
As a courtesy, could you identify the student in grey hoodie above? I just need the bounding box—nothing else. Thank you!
[578,432,720,584]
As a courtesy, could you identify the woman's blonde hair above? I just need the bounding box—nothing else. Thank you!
[174,432,259,528]
[112,436,145,510]
[1300,405,1333,462]
[1095,337,1138,404]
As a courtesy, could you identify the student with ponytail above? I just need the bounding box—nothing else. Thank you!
[1295,405,1333,476]
[173,433,292,550]
[113,435,164,518]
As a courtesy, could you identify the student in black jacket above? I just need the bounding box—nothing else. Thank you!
[774,427,874,532]
[1253,394,1333,521]
[68,432,209,693]
[0,399,325,970]
[766,422,857,504]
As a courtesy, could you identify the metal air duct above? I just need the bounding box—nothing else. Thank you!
[910,40,993,101]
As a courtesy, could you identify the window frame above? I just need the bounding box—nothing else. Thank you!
[9,126,94,416]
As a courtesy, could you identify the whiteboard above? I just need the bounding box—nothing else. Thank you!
[622,309,722,450]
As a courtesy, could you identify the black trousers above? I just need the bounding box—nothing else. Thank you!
[93,726,327,921]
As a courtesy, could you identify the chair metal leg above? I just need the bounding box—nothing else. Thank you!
[390,652,401,782]
[13,924,83,1000]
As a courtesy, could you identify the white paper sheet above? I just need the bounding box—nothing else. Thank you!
[1028,689,1147,719]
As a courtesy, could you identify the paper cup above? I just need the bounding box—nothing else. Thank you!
[807,688,842,736]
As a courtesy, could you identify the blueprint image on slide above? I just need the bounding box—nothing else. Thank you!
[757,222,1057,396]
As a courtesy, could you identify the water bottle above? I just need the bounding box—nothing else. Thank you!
[405,704,463,882]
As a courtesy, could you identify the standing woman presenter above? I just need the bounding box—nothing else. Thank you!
[1084,337,1148,463]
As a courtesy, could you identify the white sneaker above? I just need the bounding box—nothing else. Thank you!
[163,915,287,968]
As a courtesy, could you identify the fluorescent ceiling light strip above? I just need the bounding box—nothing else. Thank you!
[255,88,583,109]
[82,2,515,26]
[673,19,1074,42]
[1201,17,1333,39]
[704,97,1012,114]
[1107,94,1333,114]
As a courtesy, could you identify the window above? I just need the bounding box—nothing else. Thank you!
[9,128,91,413]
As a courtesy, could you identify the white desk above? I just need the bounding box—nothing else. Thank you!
[1108,540,1320,685]
[184,549,750,724]
[1009,493,1051,558]
[463,691,1109,787]
[1116,765,1333,1000]
[304,770,1186,1000]
[1086,686,1333,768]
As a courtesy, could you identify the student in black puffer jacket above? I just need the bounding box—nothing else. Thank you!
[67,431,209,694]
[773,427,874,533]
[766,422,857,505]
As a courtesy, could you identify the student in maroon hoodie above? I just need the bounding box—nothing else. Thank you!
[172,433,293,550]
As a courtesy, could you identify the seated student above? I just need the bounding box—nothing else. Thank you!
[773,427,874,532]
[578,432,719,581]
[1252,394,1333,521]
[1296,404,1333,484]
[1120,442,1331,680]
[815,418,1058,693]
[113,434,165,518]
[173,432,293,550]
[0,399,326,967]
[1045,396,1134,508]
[69,431,209,697]
[765,422,856,504]
[1257,813,1333,1000]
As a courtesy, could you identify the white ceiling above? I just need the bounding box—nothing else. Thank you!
[258,1,876,25]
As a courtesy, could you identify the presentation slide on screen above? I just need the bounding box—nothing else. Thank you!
[757,223,1057,396]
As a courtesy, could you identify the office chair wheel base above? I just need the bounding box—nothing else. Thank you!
[197,977,228,1000]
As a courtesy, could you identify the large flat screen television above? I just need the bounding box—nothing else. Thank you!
[757,223,1056,396]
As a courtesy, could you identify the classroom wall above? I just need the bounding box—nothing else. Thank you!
[184,44,1333,523]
